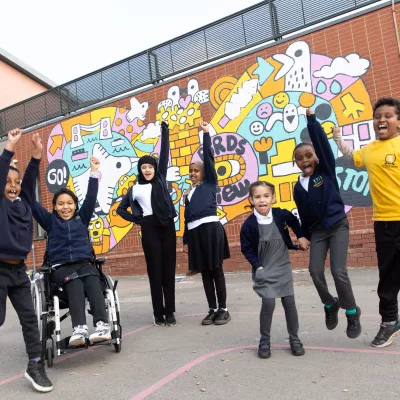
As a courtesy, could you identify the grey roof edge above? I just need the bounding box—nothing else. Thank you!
[0,46,57,89]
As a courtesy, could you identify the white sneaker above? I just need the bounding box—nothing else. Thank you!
[69,325,88,347]
[89,321,112,343]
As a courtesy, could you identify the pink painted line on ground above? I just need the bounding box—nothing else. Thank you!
[0,324,154,387]
[131,343,400,400]
[0,312,382,388]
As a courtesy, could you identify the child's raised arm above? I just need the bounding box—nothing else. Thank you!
[306,109,336,177]
[0,129,22,197]
[157,121,170,180]
[20,133,42,208]
[199,121,217,184]
[79,156,100,226]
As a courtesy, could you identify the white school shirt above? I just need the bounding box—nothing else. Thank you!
[187,186,219,230]
[254,208,273,225]
[131,183,153,216]
[299,175,310,192]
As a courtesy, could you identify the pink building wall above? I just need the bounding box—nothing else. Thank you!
[0,60,48,109]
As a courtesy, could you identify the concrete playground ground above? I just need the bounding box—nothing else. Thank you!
[0,268,399,400]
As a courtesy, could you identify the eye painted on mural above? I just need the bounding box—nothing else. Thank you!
[215,155,246,187]
[250,121,265,136]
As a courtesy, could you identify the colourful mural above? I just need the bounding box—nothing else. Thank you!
[45,40,374,254]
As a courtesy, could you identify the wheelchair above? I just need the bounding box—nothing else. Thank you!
[31,248,122,368]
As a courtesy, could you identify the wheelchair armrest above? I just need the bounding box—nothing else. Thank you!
[96,258,106,265]
[39,265,51,273]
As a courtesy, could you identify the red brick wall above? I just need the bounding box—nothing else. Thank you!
[13,4,400,275]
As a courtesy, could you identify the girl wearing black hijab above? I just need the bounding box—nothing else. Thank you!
[117,121,177,326]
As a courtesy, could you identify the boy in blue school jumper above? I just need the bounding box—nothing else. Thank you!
[293,108,361,339]
[0,129,53,392]
[240,181,308,359]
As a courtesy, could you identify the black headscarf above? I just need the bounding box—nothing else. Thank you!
[137,155,169,227]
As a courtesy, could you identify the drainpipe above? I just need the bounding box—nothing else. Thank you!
[392,0,400,56]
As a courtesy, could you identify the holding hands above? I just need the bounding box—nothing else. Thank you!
[90,156,100,172]
[298,237,310,251]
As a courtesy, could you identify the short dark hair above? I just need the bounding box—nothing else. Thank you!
[292,142,315,165]
[9,166,20,175]
[246,181,275,209]
[52,187,78,208]
[373,97,400,119]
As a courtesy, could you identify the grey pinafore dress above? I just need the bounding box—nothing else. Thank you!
[253,221,294,299]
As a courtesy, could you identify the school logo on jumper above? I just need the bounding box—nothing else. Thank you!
[313,176,324,188]
[384,154,397,168]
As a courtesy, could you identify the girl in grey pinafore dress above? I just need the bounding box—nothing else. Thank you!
[253,221,302,347]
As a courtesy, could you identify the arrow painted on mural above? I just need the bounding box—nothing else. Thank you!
[49,135,63,156]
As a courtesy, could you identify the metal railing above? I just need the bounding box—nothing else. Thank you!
[0,0,384,135]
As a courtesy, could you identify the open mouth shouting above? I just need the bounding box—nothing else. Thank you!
[377,123,388,134]
[8,189,18,199]
[302,163,314,176]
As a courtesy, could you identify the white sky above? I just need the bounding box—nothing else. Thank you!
[1,0,261,85]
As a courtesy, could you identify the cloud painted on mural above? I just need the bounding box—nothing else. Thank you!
[45,41,373,254]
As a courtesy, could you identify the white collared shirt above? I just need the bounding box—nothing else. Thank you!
[131,183,153,216]
[186,186,219,229]
[299,174,310,192]
[254,208,273,225]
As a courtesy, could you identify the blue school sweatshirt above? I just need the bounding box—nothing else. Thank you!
[293,114,346,239]
[33,177,98,267]
[0,149,40,260]
[240,208,301,273]
[183,131,218,244]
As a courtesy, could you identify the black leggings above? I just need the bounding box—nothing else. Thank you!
[51,262,108,328]
[141,217,176,317]
[260,296,300,344]
[201,267,227,310]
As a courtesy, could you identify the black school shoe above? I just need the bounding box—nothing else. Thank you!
[258,341,271,359]
[165,313,176,326]
[324,297,339,330]
[153,315,166,326]
[290,342,305,356]
[25,360,53,392]
[201,309,217,325]
[346,306,362,339]
[371,323,400,348]
[214,309,231,325]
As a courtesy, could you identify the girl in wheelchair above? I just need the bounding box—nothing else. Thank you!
[33,156,111,347]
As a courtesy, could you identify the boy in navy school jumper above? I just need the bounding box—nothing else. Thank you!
[183,121,231,326]
[293,108,361,339]
[0,129,53,392]
[240,181,308,359]
[33,156,111,347]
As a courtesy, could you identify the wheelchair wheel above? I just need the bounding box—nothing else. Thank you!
[46,347,54,368]
[31,278,47,341]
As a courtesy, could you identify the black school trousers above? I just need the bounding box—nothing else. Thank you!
[0,261,41,359]
[374,221,400,322]
[141,217,176,317]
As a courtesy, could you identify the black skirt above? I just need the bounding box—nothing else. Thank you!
[188,221,230,271]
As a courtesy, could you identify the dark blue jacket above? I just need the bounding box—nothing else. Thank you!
[183,131,217,244]
[33,177,98,267]
[116,123,176,224]
[293,114,346,239]
[240,208,302,273]
[0,149,40,260]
